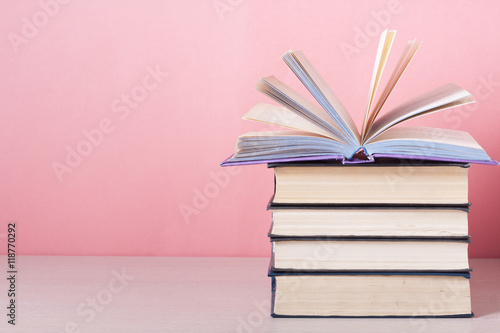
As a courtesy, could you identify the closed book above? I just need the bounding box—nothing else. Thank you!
[269,160,470,205]
[268,203,470,238]
[269,270,473,317]
[270,237,470,272]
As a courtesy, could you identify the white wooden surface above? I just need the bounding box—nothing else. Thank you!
[1,256,499,332]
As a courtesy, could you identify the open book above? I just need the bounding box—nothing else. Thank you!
[221,30,496,166]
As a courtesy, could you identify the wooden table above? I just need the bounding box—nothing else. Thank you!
[1,257,499,332]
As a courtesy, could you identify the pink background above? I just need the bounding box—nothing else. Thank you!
[0,0,498,257]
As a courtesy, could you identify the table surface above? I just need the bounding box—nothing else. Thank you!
[1,256,499,333]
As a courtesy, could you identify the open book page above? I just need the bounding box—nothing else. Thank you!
[231,130,351,162]
[365,126,492,162]
[368,126,484,149]
[282,50,360,146]
[364,39,421,139]
[256,76,347,143]
[361,29,396,138]
[364,83,474,143]
[240,130,329,139]
[243,103,343,141]
[223,30,496,166]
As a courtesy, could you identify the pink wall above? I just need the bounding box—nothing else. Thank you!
[0,0,498,257]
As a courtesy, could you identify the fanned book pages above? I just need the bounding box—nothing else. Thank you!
[221,30,497,166]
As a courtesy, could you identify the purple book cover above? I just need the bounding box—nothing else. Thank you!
[220,154,499,167]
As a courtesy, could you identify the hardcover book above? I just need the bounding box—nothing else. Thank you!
[221,30,497,167]
[269,270,473,318]
[268,205,470,238]
[268,160,471,205]
[270,237,470,272]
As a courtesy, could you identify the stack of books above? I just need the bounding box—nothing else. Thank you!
[267,160,473,317]
[221,30,497,317]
